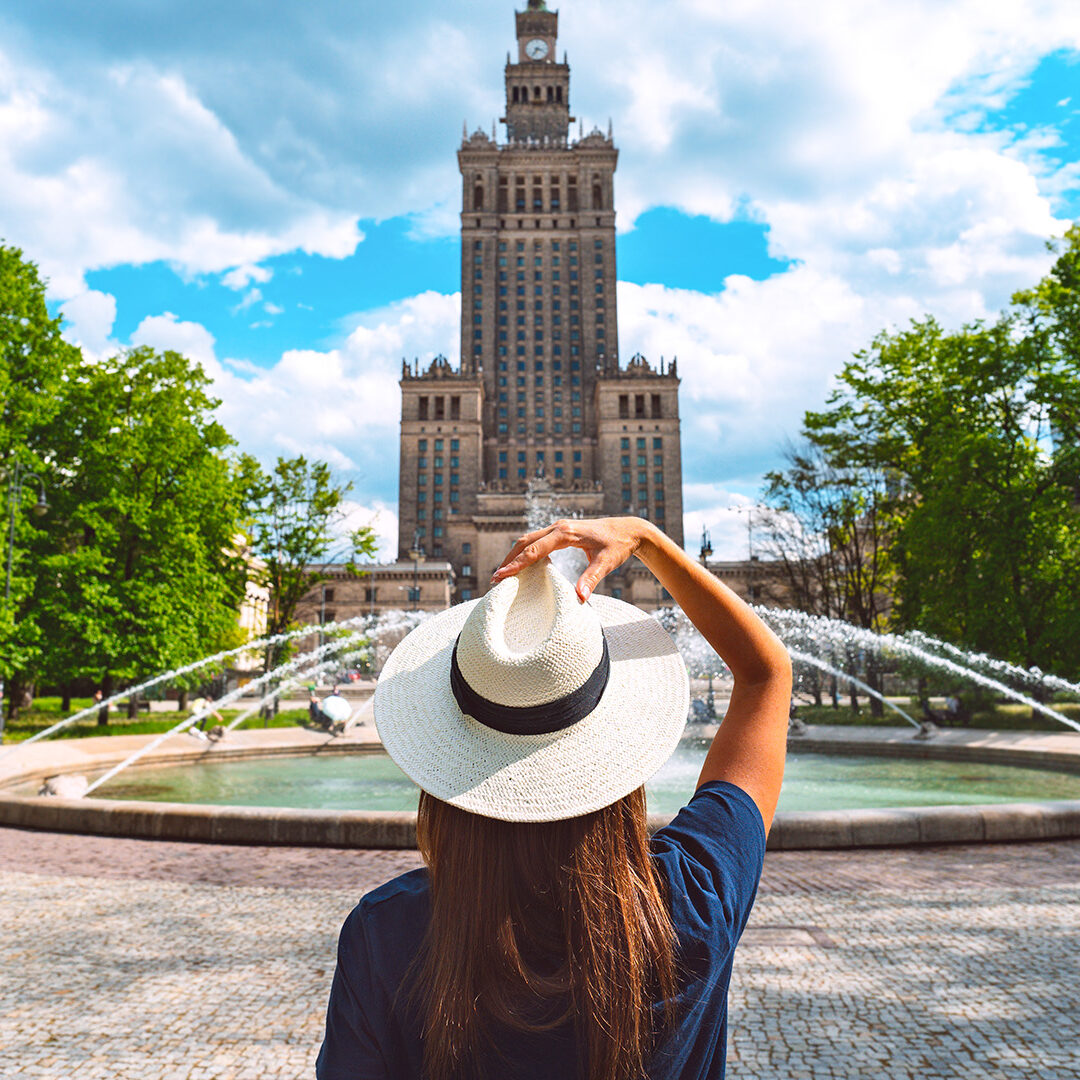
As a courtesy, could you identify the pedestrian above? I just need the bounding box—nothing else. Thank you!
[188,696,224,741]
[317,517,791,1080]
[307,686,323,728]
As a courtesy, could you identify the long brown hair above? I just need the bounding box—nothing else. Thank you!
[412,786,679,1080]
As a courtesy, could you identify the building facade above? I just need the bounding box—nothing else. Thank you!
[397,0,684,604]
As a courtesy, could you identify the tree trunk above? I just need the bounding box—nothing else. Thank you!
[867,661,884,718]
[127,692,138,720]
[6,676,22,723]
[849,682,859,715]
[830,674,840,709]
[98,675,113,726]
[811,670,822,708]
[178,689,188,712]
[61,686,72,713]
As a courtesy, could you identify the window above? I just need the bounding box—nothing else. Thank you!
[462,565,472,577]
[435,439,444,450]
[618,394,629,419]
[573,451,582,463]
[653,437,662,449]
[462,589,472,601]
[621,437,629,450]
[651,393,661,419]
[451,396,461,420]
[462,542,472,554]
[419,439,428,451]
[419,396,429,420]
[435,397,446,420]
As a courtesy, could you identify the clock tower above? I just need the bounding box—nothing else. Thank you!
[505,0,569,145]
[398,2,684,607]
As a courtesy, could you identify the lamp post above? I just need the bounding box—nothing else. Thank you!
[698,526,715,719]
[407,528,424,612]
[2,462,49,733]
[731,504,763,603]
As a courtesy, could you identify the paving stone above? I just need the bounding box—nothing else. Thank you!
[1,827,1079,1078]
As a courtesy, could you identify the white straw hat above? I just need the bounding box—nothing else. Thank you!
[373,560,689,822]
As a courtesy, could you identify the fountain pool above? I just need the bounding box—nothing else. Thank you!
[83,738,1080,814]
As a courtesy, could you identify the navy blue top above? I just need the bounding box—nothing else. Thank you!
[317,781,766,1079]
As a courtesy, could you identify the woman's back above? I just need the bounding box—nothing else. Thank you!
[317,780,765,1080]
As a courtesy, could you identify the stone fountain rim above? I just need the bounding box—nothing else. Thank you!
[1,724,1080,850]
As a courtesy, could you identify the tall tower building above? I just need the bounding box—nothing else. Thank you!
[398,1,683,606]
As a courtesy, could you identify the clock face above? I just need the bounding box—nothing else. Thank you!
[525,38,549,60]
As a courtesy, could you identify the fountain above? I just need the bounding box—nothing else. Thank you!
[1,541,1079,849]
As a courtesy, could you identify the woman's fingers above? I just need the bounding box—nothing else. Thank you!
[575,548,622,602]
[492,521,578,582]
[493,524,558,575]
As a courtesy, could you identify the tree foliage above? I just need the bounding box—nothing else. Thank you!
[28,348,253,714]
[779,226,1080,676]
[245,455,378,669]
[0,244,387,727]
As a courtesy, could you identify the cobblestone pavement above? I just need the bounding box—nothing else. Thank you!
[2,828,1078,1079]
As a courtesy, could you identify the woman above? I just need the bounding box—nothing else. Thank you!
[317,517,791,1080]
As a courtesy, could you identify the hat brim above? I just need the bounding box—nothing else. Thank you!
[373,592,690,822]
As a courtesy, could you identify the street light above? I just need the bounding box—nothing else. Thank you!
[407,528,424,612]
[699,525,713,566]
[698,525,715,720]
[2,462,49,734]
[731,504,764,603]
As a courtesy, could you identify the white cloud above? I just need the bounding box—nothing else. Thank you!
[222,263,273,290]
[5,0,1080,563]
[340,500,400,562]
[232,288,263,313]
[131,312,220,374]
[59,289,117,357]
[115,292,462,515]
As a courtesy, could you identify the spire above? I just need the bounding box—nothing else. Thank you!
[526,0,548,9]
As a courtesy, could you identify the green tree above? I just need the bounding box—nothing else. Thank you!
[803,254,1080,675]
[0,244,81,721]
[761,442,895,712]
[30,347,253,723]
[246,455,378,677]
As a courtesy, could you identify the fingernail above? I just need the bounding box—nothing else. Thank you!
[580,585,591,602]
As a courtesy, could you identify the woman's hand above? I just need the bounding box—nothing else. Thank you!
[491,517,655,603]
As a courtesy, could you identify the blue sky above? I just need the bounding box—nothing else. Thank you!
[2,0,1077,558]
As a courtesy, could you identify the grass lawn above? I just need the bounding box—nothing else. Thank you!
[794,700,1080,733]
[1,696,309,743]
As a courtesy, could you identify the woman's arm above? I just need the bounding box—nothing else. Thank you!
[492,517,791,831]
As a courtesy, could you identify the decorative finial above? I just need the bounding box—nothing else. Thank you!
[526,0,548,10]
